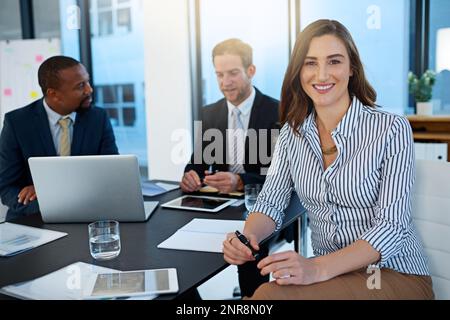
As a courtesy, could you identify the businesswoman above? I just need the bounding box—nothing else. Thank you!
[222,19,434,299]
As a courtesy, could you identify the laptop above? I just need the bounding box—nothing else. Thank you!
[0,204,7,223]
[28,155,159,223]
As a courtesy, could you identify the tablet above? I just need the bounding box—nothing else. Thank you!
[85,268,179,299]
[161,195,236,213]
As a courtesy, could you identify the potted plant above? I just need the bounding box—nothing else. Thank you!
[408,70,436,116]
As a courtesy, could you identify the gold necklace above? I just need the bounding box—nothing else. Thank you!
[316,116,338,155]
[321,145,338,155]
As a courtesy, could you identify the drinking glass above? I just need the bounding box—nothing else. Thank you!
[88,220,121,261]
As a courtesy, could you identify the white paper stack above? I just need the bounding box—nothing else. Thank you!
[157,218,245,253]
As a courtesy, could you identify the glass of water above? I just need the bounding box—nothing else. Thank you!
[88,220,121,261]
[244,184,262,212]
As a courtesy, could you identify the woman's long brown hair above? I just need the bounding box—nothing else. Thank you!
[280,19,376,135]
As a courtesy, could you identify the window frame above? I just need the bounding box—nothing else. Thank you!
[90,0,133,37]
[15,0,437,117]
[96,84,136,127]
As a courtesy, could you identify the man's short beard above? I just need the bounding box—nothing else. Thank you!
[76,97,92,113]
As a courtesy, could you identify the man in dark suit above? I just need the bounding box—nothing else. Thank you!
[0,56,118,220]
[181,38,279,194]
[180,39,281,298]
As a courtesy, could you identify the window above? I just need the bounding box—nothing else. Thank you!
[199,0,290,105]
[33,0,80,59]
[98,11,113,36]
[91,0,133,37]
[90,0,147,176]
[117,8,132,33]
[95,84,136,127]
[33,0,61,38]
[299,0,410,115]
[429,0,450,114]
[0,0,22,40]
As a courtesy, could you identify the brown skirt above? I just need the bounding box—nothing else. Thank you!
[247,268,434,300]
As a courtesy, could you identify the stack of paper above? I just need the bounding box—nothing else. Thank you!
[157,218,245,253]
[0,262,157,300]
[0,223,67,257]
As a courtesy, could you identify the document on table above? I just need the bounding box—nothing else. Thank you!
[141,181,180,197]
[0,262,157,300]
[157,218,245,253]
[0,223,67,257]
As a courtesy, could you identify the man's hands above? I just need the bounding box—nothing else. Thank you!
[18,185,37,205]
[180,170,202,193]
[204,172,242,194]
[180,170,243,194]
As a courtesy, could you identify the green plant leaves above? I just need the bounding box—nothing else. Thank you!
[408,70,436,102]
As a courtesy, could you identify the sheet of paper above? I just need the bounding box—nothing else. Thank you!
[0,223,67,257]
[155,182,179,192]
[180,218,244,234]
[141,181,179,196]
[157,219,245,253]
[0,262,157,300]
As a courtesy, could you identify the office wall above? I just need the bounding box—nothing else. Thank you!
[143,0,193,181]
[0,39,61,130]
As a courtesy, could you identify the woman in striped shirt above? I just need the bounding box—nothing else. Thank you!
[223,19,434,299]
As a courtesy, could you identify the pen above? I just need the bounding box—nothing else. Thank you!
[208,164,218,175]
[235,230,260,260]
[203,165,217,183]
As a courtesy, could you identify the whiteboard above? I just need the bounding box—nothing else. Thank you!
[0,39,61,130]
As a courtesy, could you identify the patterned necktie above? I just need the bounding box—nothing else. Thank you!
[58,117,72,157]
[229,108,245,174]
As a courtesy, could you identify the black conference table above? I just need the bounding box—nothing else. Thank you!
[0,186,305,300]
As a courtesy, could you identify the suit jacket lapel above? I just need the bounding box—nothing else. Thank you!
[217,100,228,134]
[248,88,263,131]
[245,88,264,165]
[33,99,57,156]
[217,100,228,166]
[72,111,87,156]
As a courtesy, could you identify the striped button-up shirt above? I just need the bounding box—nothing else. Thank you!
[252,97,430,275]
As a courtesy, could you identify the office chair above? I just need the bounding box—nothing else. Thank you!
[412,160,450,300]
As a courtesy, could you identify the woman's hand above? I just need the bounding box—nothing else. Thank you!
[257,250,328,285]
[223,232,259,265]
